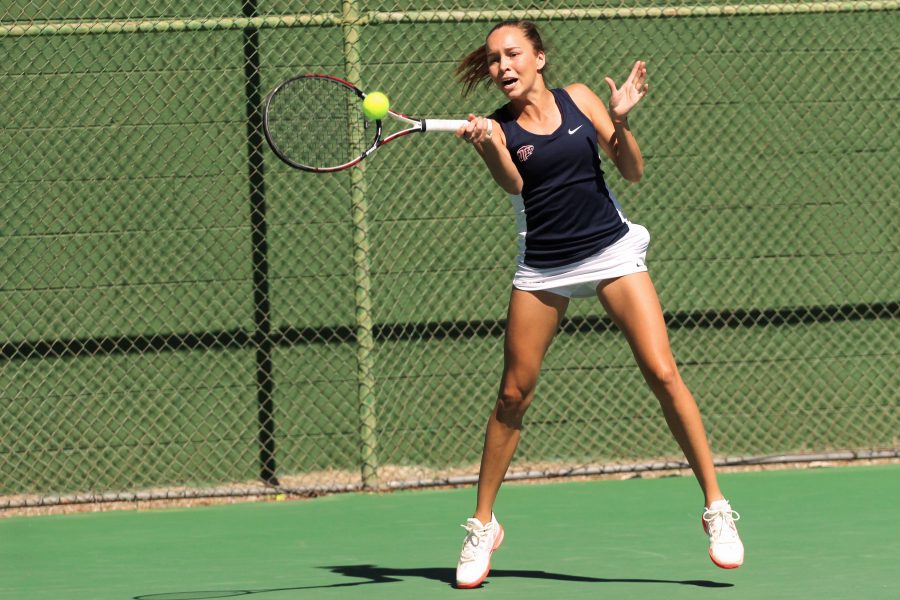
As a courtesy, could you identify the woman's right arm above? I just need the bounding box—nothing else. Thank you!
[457,114,522,195]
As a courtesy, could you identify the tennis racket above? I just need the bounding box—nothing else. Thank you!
[262,74,471,173]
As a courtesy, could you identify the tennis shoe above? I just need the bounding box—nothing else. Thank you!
[455,513,504,588]
[702,499,744,569]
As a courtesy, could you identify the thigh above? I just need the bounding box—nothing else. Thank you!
[502,288,569,387]
[595,272,674,371]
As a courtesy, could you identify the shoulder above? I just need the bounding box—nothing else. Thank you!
[563,83,612,130]
[489,103,515,124]
[564,83,604,110]
[563,82,593,96]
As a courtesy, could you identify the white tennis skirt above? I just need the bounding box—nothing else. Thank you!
[512,223,651,298]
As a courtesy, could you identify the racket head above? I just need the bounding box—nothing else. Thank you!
[263,74,380,173]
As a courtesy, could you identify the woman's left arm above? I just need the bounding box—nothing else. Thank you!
[566,60,648,182]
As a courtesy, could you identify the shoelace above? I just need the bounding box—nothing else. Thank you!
[459,521,491,563]
[703,507,741,542]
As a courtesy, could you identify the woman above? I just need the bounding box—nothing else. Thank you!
[452,21,744,589]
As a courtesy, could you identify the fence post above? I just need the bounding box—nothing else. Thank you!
[242,0,278,486]
[342,0,379,489]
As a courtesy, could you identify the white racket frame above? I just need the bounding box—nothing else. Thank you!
[263,73,471,173]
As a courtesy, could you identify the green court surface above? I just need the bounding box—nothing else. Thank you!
[2,465,898,600]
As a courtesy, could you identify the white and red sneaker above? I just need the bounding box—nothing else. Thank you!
[455,513,504,588]
[702,499,744,569]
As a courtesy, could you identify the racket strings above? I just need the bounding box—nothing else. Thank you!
[266,77,372,170]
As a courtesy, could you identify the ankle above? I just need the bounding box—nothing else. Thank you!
[473,510,493,526]
[704,495,726,509]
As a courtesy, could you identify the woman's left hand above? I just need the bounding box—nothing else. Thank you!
[605,60,648,121]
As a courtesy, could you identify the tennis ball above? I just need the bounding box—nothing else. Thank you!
[362,91,389,120]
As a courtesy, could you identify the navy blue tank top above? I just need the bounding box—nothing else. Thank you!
[492,88,628,268]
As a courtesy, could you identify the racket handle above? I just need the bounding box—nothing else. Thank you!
[422,119,469,133]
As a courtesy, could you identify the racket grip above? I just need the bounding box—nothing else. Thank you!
[422,119,470,133]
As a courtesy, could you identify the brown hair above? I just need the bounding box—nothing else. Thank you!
[456,20,547,97]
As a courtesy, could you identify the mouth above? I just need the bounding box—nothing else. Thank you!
[500,77,518,92]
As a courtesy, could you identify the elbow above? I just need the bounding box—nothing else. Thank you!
[622,166,643,183]
[501,180,522,194]
[615,158,643,183]
[496,174,524,195]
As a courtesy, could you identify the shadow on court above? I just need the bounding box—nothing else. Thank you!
[133,564,733,599]
[327,564,734,588]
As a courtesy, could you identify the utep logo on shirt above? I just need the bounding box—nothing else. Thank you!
[517,145,535,162]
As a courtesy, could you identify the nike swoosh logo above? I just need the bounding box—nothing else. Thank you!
[568,125,583,135]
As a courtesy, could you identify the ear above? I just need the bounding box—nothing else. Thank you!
[536,51,546,72]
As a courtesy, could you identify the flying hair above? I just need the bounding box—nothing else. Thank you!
[456,20,548,97]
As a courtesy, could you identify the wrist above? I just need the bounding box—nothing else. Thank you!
[611,114,629,125]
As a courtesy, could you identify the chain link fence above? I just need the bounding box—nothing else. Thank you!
[2,1,898,509]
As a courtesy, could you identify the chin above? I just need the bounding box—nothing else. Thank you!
[494,76,524,98]
[499,84,522,99]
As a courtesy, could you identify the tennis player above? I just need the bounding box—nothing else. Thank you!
[452,21,744,588]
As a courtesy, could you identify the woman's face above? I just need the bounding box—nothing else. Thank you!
[485,26,545,99]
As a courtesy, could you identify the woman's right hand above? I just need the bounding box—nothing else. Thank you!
[456,113,494,145]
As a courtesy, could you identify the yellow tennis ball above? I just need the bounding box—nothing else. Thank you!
[362,91,389,120]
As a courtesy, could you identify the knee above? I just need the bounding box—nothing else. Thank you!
[642,360,681,393]
[496,382,535,428]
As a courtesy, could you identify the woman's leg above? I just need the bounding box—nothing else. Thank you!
[596,272,723,506]
[472,288,568,524]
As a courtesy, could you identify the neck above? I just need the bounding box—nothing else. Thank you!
[509,82,553,117]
